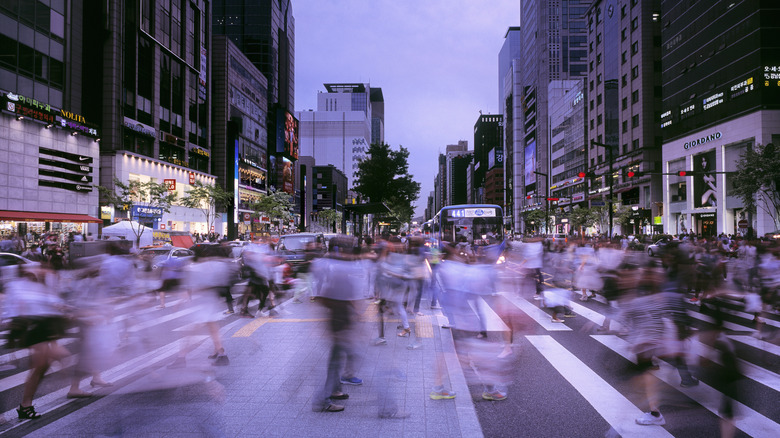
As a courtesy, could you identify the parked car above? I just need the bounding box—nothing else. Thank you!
[275,233,326,275]
[138,246,194,272]
[646,235,676,257]
[0,252,41,288]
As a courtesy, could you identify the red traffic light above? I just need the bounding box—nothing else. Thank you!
[678,171,687,176]
[627,171,636,178]
[577,171,587,178]
[526,195,532,200]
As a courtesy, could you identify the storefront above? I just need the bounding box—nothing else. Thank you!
[0,210,102,241]
[662,110,780,237]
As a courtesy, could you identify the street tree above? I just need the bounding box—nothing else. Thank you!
[732,143,780,232]
[568,206,599,237]
[179,179,233,237]
[97,178,177,247]
[592,199,631,237]
[353,143,421,225]
[250,188,294,236]
[522,209,548,235]
[316,208,342,233]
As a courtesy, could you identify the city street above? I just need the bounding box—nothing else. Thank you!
[0,259,779,437]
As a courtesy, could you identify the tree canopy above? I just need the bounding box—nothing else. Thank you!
[353,143,421,223]
[250,188,294,235]
[179,179,233,234]
[733,142,780,231]
[97,178,177,246]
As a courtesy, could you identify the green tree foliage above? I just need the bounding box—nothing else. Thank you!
[567,206,599,236]
[97,178,177,247]
[250,188,294,235]
[353,143,421,224]
[179,179,233,235]
[733,143,780,231]
[316,208,342,233]
[522,209,548,234]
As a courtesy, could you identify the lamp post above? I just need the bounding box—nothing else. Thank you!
[591,141,615,238]
[534,171,549,235]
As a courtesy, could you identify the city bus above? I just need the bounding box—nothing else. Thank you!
[431,204,505,262]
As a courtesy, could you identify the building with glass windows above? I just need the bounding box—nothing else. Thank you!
[0,1,102,237]
[660,0,780,237]
[90,0,217,235]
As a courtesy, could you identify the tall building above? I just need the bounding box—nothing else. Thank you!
[514,0,589,234]
[548,79,587,232]
[586,0,662,236]
[660,0,780,237]
[211,35,270,239]
[499,27,522,229]
[296,83,382,188]
[89,0,216,234]
[0,1,102,234]
[212,0,295,193]
[473,114,503,206]
[312,164,348,231]
[436,141,471,207]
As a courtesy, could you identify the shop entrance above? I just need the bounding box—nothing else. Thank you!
[696,213,717,237]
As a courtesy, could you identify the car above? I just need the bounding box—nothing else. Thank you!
[138,246,194,271]
[646,235,675,257]
[0,252,41,287]
[275,233,326,274]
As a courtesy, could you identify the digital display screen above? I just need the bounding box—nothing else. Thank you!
[448,208,496,218]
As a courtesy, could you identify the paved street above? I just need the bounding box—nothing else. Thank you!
[1,260,779,437]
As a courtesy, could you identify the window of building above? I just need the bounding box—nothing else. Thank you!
[631,65,639,79]
[590,100,595,110]
[631,17,638,31]
[597,74,602,85]
[622,51,627,64]
[631,114,639,128]
[622,75,628,87]
[622,143,628,154]
[622,98,627,110]
[632,139,639,150]
[597,114,603,126]
[597,33,602,44]
[632,90,639,104]
[590,119,595,129]
[589,61,594,72]
[621,28,627,41]
[589,80,594,91]
[597,53,602,65]
[622,120,628,133]
[589,41,593,53]
[631,41,639,55]
[621,5,627,18]
[597,94,602,105]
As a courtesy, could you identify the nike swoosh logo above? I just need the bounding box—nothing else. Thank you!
[79,156,90,161]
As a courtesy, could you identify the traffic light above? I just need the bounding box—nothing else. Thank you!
[625,168,643,179]
[677,170,697,177]
[577,171,596,179]
[526,195,532,200]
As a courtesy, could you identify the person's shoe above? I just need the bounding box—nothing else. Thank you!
[340,376,363,385]
[482,390,507,401]
[564,313,577,318]
[430,304,441,309]
[533,295,542,300]
[17,405,41,420]
[213,355,230,366]
[90,380,113,388]
[66,390,92,399]
[330,392,349,400]
[635,412,665,426]
[398,328,411,337]
[476,332,487,339]
[373,337,387,346]
[156,305,166,309]
[258,310,270,317]
[314,403,345,412]
[579,296,589,301]
[497,346,513,359]
[223,310,235,315]
[379,410,411,419]
[430,389,456,400]
[680,378,699,388]
[551,318,565,323]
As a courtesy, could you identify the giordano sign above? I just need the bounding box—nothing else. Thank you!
[683,131,722,150]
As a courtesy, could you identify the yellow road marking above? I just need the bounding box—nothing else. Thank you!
[232,317,327,337]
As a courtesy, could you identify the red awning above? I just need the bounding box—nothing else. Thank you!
[0,210,102,223]
[170,235,194,249]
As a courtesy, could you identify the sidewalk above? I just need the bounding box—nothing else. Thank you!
[23,297,482,437]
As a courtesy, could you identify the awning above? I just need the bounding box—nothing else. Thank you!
[170,234,194,249]
[0,210,102,223]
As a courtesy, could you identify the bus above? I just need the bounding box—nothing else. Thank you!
[431,204,505,262]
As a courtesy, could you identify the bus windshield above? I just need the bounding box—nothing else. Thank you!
[438,206,503,246]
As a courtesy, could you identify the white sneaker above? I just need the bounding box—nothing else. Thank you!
[635,412,665,426]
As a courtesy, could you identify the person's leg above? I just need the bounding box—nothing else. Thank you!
[395,300,410,336]
[22,343,51,407]
[412,280,424,315]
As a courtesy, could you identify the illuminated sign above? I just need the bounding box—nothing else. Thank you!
[448,208,497,218]
[163,179,176,191]
[39,180,92,192]
[4,92,55,124]
[123,117,156,137]
[763,65,780,80]
[132,205,163,218]
[660,111,671,119]
[680,104,695,120]
[60,109,86,124]
[571,91,584,107]
[730,77,754,99]
[283,111,299,160]
[57,115,98,137]
[189,172,195,184]
[684,131,722,150]
[702,92,724,110]
[191,146,210,158]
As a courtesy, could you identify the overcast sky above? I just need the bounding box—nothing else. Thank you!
[293,0,521,219]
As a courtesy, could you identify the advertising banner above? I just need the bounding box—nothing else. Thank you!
[524,140,537,187]
[694,149,717,208]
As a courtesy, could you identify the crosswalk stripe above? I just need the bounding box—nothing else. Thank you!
[690,338,780,392]
[127,304,210,332]
[499,292,572,331]
[468,296,509,332]
[687,310,755,332]
[547,288,624,331]
[703,304,780,329]
[728,335,780,357]
[526,335,673,437]
[591,335,780,437]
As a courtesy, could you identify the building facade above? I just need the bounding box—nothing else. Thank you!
[660,0,780,237]
[0,1,102,235]
[499,27,522,230]
[473,114,503,205]
[211,35,269,238]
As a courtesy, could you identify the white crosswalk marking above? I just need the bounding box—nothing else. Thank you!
[526,335,674,437]
[687,310,756,332]
[690,338,780,392]
[547,288,625,331]
[465,296,509,332]
[127,304,209,332]
[591,335,780,437]
[729,335,780,357]
[499,292,572,331]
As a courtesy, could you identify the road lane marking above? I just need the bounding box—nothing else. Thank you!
[499,292,572,331]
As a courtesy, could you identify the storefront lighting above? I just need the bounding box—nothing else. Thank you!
[45,123,53,129]
[71,131,78,136]
[17,116,24,120]
[95,138,100,142]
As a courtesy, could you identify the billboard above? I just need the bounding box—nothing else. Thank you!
[694,149,717,208]
[524,140,537,187]
[281,157,294,195]
[275,109,299,160]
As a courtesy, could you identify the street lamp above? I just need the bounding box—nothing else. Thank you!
[591,141,615,238]
[534,171,549,235]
